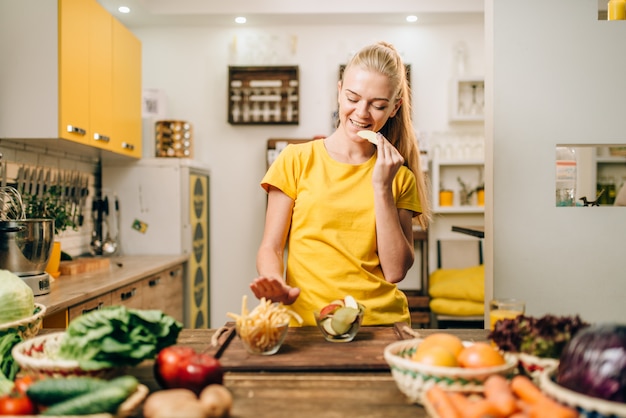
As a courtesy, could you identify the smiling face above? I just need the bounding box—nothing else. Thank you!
[337,66,401,141]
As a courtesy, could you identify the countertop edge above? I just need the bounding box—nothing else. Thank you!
[36,254,189,316]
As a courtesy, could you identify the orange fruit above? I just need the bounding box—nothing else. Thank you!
[411,346,459,367]
[457,342,506,368]
[415,333,465,358]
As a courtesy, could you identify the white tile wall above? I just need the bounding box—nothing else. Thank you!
[1,139,99,257]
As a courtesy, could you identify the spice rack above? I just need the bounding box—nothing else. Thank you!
[155,120,193,158]
[228,66,299,125]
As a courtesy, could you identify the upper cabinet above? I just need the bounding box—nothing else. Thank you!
[111,18,142,158]
[0,0,142,159]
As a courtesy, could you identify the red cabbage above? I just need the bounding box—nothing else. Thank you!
[556,323,626,403]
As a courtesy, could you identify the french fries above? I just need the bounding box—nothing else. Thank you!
[227,296,302,353]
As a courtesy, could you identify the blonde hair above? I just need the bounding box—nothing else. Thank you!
[342,41,431,228]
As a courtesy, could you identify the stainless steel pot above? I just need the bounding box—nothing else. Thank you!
[0,219,54,275]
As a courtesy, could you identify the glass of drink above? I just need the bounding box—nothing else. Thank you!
[489,298,525,330]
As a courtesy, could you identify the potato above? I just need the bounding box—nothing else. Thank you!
[143,389,205,418]
[199,384,233,418]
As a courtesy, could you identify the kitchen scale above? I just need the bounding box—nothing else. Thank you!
[19,272,51,296]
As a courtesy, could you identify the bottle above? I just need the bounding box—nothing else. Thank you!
[556,147,577,207]
[608,0,626,20]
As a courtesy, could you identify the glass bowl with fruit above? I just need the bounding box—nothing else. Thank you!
[314,296,365,343]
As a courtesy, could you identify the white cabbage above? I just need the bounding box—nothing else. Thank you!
[0,269,34,324]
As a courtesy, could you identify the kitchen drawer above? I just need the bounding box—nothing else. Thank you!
[142,265,184,323]
[67,293,113,323]
[111,282,143,310]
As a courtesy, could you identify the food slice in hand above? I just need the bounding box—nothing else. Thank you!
[357,130,378,144]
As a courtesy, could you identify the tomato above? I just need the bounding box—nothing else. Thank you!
[0,392,36,416]
[154,345,223,395]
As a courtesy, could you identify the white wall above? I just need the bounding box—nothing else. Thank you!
[485,0,626,323]
[129,21,485,327]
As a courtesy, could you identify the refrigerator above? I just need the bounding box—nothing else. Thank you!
[102,158,210,328]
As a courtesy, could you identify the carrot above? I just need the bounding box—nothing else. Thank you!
[484,375,518,416]
[509,413,530,418]
[528,398,578,418]
[425,385,462,418]
[510,375,543,405]
[461,398,506,418]
[510,375,577,418]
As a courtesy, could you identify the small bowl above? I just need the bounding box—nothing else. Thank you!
[0,303,47,340]
[236,320,289,355]
[314,309,364,343]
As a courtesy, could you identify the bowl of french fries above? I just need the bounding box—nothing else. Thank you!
[228,296,302,355]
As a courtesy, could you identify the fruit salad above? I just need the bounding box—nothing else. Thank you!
[315,296,365,342]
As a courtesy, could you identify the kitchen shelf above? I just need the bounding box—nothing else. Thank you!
[450,77,484,122]
[431,151,484,214]
[228,66,299,125]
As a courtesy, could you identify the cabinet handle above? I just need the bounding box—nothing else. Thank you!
[121,142,135,151]
[94,133,110,143]
[148,278,161,287]
[120,288,136,301]
[170,269,182,278]
[82,302,104,315]
[66,125,86,136]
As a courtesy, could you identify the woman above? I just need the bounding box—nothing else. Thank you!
[251,41,431,326]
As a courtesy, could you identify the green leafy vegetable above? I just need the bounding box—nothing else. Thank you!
[488,314,589,359]
[0,332,22,395]
[0,269,34,324]
[57,306,182,370]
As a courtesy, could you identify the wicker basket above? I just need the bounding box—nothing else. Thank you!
[383,338,518,404]
[0,303,47,339]
[11,332,115,378]
[540,368,626,418]
[516,352,559,384]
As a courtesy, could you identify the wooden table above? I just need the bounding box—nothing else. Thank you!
[82,325,489,417]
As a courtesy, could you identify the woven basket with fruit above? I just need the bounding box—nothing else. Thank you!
[384,333,518,404]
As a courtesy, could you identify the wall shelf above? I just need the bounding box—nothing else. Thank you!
[450,77,484,122]
[228,66,299,125]
[431,151,484,214]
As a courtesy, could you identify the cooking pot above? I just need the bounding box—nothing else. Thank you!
[0,219,54,275]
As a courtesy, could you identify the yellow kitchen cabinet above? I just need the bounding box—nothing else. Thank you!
[0,0,141,158]
[111,18,142,158]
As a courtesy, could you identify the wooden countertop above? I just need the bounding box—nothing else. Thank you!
[40,327,489,417]
[35,254,189,316]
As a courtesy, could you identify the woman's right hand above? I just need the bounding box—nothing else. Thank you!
[250,276,300,305]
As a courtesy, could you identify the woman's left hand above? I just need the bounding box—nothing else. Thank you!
[372,133,404,187]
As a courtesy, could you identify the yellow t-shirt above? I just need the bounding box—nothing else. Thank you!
[261,140,421,326]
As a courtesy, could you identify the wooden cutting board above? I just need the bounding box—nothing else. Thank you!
[212,322,415,372]
[59,257,111,276]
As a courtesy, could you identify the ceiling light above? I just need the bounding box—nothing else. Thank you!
[406,15,418,23]
[118,6,130,14]
[235,16,247,24]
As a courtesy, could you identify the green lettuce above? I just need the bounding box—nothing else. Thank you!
[57,306,182,370]
[0,269,34,324]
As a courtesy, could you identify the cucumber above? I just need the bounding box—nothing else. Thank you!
[27,376,110,405]
[40,376,139,416]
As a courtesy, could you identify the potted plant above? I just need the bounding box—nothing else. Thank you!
[22,185,78,277]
